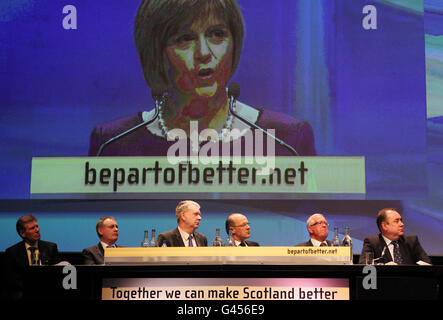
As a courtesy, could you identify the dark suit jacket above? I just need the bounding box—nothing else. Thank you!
[358,234,431,265]
[240,240,260,247]
[82,242,121,265]
[157,228,207,247]
[82,242,105,265]
[296,239,332,247]
[3,240,59,299]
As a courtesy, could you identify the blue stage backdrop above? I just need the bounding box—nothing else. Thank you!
[1,0,442,255]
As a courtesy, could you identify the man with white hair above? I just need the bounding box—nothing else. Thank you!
[157,200,208,247]
[296,213,331,247]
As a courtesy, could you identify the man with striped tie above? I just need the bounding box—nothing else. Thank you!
[3,215,60,299]
[157,200,208,247]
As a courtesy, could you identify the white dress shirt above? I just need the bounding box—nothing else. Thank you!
[25,241,40,265]
[101,241,116,249]
[234,240,246,247]
[310,238,328,247]
[178,226,196,247]
[381,235,396,260]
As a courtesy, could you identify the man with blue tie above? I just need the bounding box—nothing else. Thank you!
[358,208,431,265]
[157,200,208,247]
[82,216,120,265]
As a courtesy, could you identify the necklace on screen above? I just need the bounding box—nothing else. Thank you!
[157,99,234,141]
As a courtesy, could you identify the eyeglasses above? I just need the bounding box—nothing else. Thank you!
[310,221,329,227]
[232,223,250,228]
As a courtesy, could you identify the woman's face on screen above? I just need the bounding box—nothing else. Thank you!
[165,11,233,100]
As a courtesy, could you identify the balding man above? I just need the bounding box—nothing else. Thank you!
[358,208,431,265]
[225,213,259,247]
[157,200,208,247]
[296,213,332,247]
[82,216,120,265]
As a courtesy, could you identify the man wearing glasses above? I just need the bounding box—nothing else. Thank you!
[296,213,332,247]
[225,213,259,247]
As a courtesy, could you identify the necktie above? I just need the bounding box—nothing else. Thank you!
[28,247,37,265]
[320,242,327,247]
[188,235,194,247]
[106,244,116,248]
[392,241,404,264]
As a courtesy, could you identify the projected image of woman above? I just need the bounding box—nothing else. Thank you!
[88,0,316,157]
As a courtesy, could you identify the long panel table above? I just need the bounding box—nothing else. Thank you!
[18,264,443,301]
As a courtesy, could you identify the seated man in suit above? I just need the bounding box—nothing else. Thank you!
[358,208,431,265]
[157,200,207,247]
[82,216,119,265]
[225,213,259,246]
[3,215,60,300]
[296,213,332,247]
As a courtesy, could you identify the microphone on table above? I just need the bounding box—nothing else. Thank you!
[96,88,164,156]
[227,82,299,156]
[372,245,388,264]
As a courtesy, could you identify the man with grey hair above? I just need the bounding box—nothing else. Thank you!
[157,200,207,247]
[82,216,120,265]
[296,213,332,247]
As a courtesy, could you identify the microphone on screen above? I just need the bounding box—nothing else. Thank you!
[96,88,163,156]
[227,82,300,156]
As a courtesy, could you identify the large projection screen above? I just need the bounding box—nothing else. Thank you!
[1,0,442,256]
